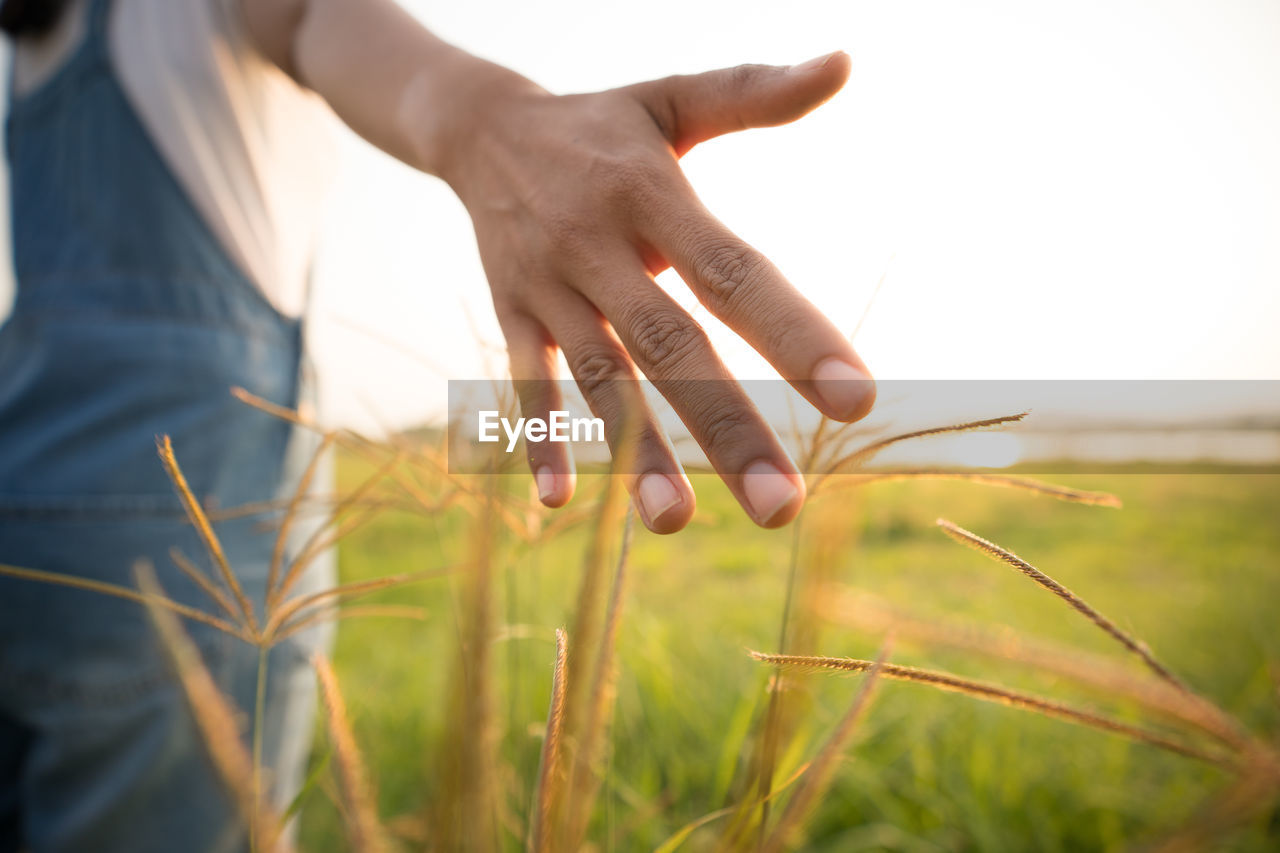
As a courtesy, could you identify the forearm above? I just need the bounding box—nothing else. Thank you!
[241,0,542,178]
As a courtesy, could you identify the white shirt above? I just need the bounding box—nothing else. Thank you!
[11,0,338,318]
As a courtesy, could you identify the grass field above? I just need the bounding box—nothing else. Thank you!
[296,458,1280,851]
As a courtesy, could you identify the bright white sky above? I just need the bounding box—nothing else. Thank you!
[4,0,1279,432]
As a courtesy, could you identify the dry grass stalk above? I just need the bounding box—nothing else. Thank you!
[760,641,889,853]
[936,519,1187,691]
[158,435,259,634]
[233,389,428,508]
[232,386,387,463]
[233,387,482,531]
[203,492,335,523]
[563,508,635,848]
[232,386,453,500]
[274,604,428,643]
[283,506,382,594]
[562,459,634,732]
[233,386,310,428]
[821,470,1123,507]
[170,547,241,624]
[747,651,1227,766]
[529,628,570,853]
[313,653,387,853]
[134,563,286,851]
[205,492,431,528]
[654,761,815,853]
[263,571,444,641]
[824,412,1029,475]
[725,513,813,852]
[0,562,252,643]
[534,411,639,850]
[268,431,336,603]
[327,449,407,520]
[816,588,1253,752]
[431,471,502,853]
[528,501,600,544]
[383,449,538,538]
[273,447,411,610]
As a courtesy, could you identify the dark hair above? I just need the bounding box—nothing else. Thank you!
[1,0,73,37]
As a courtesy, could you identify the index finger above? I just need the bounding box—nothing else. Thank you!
[643,201,876,423]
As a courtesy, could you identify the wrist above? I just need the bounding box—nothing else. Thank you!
[399,49,547,182]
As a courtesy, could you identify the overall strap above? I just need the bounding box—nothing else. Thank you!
[85,0,116,56]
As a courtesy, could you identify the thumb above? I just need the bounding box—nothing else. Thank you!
[629,51,852,156]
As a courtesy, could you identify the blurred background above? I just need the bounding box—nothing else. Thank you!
[3,0,1278,436]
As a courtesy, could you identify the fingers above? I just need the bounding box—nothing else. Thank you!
[628,51,852,156]
[581,258,806,528]
[540,291,696,534]
[642,203,876,424]
[500,312,575,507]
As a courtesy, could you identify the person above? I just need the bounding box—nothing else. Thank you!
[0,0,876,849]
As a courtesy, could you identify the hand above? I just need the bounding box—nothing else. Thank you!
[440,52,875,533]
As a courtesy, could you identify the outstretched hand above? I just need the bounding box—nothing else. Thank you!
[441,52,876,533]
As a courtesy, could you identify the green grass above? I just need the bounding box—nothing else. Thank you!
[297,463,1280,851]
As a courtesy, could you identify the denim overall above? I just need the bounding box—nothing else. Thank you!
[0,0,333,849]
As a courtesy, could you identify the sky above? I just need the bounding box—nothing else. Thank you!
[2,0,1279,433]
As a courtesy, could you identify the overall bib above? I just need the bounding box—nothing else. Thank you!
[0,0,333,849]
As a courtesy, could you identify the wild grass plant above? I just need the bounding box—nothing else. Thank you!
[1,388,1277,851]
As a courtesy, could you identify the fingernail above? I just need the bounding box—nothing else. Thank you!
[790,51,841,74]
[637,472,682,526]
[742,460,800,525]
[813,357,875,420]
[535,466,556,502]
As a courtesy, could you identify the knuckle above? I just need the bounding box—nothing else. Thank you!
[570,350,631,398]
[726,63,772,93]
[627,308,708,373]
[698,405,756,456]
[695,242,767,313]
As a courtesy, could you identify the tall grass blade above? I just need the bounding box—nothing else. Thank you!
[157,435,259,635]
[818,588,1252,751]
[274,605,428,644]
[433,469,502,852]
[274,448,411,610]
[760,641,889,853]
[654,762,814,853]
[937,519,1187,690]
[269,432,336,604]
[170,547,241,625]
[314,653,388,853]
[134,563,286,851]
[747,652,1228,766]
[824,413,1028,475]
[0,562,252,643]
[529,628,569,853]
[564,508,635,848]
[265,570,446,642]
[822,470,1122,507]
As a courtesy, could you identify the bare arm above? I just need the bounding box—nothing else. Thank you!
[241,0,532,175]
[241,0,875,534]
